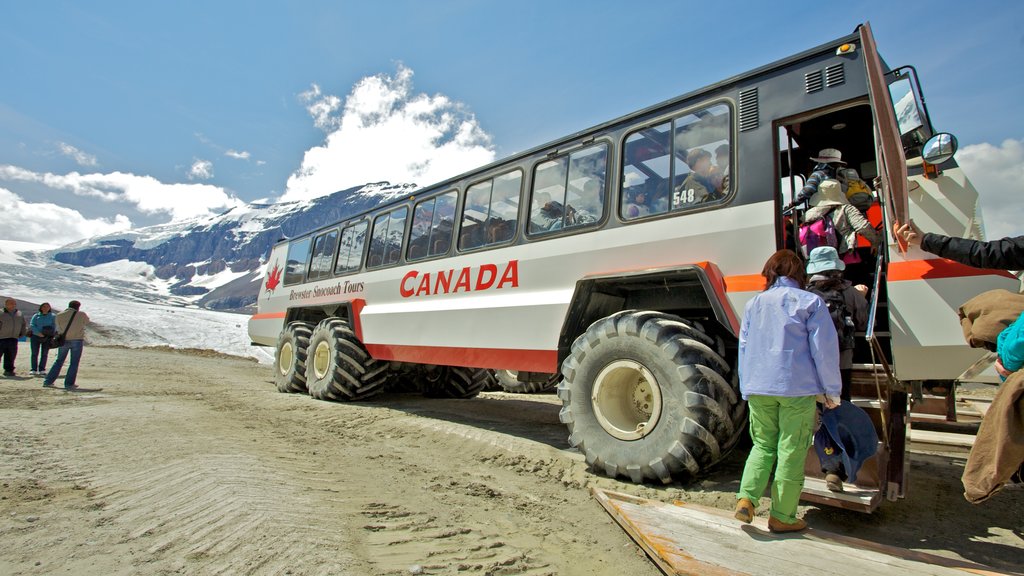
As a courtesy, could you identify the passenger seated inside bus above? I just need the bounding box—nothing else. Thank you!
[712,144,729,194]
[623,188,651,219]
[529,192,563,232]
[565,178,603,227]
[486,217,515,243]
[673,148,720,208]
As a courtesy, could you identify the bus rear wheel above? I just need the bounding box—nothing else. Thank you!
[494,370,560,394]
[558,310,745,484]
[422,366,495,399]
[305,318,388,401]
[274,322,313,393]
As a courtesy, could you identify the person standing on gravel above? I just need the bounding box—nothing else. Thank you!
[29,302,57,376]
[1,297,28,377]
[43,300,90,390]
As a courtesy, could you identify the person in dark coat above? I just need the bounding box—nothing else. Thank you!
[895,220,1024,270]
[1,297,28,377]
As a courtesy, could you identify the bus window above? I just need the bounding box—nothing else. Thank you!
[430,191,457,256]
[621,103,731,220]
[409,191,457,261]
[529,143,607,234]
[621,122,670,220]
[367,207,408,268]
[334,220,368,274]
[307,229,339,281]
[283,236,312,286]
[459,170,522,251]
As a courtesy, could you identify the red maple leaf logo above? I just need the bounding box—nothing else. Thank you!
[265,263,282,294]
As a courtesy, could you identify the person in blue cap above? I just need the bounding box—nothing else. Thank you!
[805,246,869,403]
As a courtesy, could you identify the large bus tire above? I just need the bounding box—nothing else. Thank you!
[305,318,388,401]
[558,310,745,484]
[422,366,494,399]
[274,322,313,393]
[494,370,560,394]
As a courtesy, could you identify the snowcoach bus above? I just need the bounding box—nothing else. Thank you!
[249,23,1018,512]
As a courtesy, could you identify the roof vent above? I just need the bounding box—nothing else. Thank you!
[805,70,823,93]
[739,88,759,132]
[825,63,845,87]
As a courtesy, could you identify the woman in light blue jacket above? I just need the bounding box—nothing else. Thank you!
[734,250,842,533]
[29,302,56,375]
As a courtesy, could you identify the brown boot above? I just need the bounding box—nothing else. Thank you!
[768,516,807,533]
[825,473,844,492]
[734,498,755,523]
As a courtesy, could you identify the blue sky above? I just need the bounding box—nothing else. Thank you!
[1,1,1022,244]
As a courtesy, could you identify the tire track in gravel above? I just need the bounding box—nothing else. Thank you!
[2,348,664,576]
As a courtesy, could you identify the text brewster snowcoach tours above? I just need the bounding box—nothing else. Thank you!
[249,23,1017,511]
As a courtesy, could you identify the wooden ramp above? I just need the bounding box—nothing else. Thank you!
[592,488,1015,576]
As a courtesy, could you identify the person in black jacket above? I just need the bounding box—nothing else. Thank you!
[894,220,1024,270]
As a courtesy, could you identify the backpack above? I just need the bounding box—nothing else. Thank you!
[811,285,856,351]
[798,207,838,258]
[845,178,873,211]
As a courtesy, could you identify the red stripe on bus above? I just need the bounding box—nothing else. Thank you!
[887,259,1017,282]
[364,343,558,373]
[723,274,766,293]
[696,262,742,334]
[350,299,366,341]
[251,312,286,320]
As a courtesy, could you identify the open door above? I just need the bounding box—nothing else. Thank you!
[860,21,911,504]
[860,21,909,227]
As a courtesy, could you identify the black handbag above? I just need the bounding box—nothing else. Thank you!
[50,309,78,348]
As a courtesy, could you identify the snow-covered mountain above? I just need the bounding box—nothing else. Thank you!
[39,181,416,312]
[0,182,415,363]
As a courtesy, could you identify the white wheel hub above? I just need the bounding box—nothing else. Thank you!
[312,340,332,380]
[278,341,294,376]
[591,360,662,441]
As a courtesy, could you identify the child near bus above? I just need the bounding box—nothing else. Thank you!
[805,247,869,402]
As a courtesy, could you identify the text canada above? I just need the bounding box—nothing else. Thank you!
[400,260,519,298]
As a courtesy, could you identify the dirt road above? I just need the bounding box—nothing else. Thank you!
[1,346,1022,575]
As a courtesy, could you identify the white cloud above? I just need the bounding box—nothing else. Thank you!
[956,138,1024,241]
[57,142,98,167]
[188,159,214,180]
[225,149,250,160]
[0,187,132,244]
[0,165,242,221]
[282,65,496,202]
[298,83,342,132]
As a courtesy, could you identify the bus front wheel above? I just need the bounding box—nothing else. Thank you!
[558,310,745,484]
[274,321,313,393]
[305,318,388,401]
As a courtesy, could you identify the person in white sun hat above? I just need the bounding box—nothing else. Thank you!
[788,147,846,208]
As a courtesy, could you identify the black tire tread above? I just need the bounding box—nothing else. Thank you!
[306,318,388,402]
[274,322,313,393]
[558,310,742,484]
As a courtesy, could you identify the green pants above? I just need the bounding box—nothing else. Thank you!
[737,394,816,523]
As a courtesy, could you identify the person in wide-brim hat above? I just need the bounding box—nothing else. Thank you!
[808,179,849,208]
[809,147,846,165]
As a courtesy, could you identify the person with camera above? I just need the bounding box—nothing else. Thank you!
[43,300,90,390]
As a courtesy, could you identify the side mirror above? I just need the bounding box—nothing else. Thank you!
[922,132,958,165]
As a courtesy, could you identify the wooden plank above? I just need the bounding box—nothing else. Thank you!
[910,429,976,454]
[800,477,881,513]
[592,488,1017,576]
